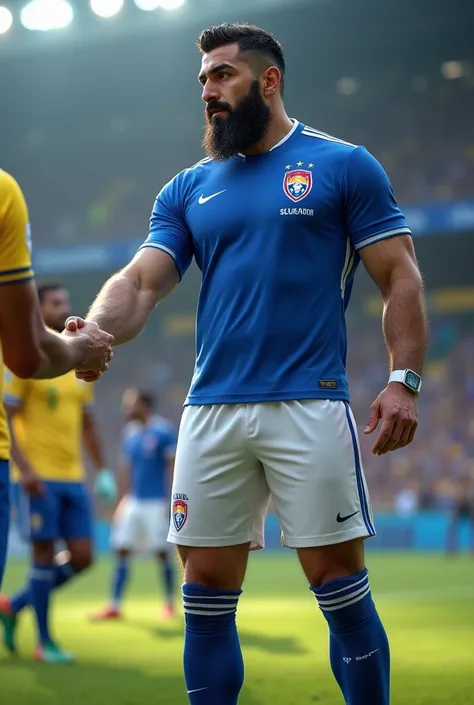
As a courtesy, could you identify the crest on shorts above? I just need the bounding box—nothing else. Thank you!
[283,168,313,203]
[173,499,188,532]
[30,513,43,531]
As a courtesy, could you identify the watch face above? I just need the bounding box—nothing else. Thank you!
[406,370,421,391]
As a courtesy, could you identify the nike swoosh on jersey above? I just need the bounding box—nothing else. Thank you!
[198,190,226,204]
[187,687,208,694]
[336,510,360,523]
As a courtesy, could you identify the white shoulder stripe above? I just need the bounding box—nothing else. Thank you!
[186,157,213,172]
[301,127,356,148]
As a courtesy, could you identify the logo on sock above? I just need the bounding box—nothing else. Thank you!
[173,496,188,532]
[355,649,379,661]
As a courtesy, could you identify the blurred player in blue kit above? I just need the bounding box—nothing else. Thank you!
[66,23,427,705]
[0,283,115,663]
[90,388,177,621]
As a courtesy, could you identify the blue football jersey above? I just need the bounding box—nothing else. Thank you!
[141,120,411,405]
[121,416,177,500]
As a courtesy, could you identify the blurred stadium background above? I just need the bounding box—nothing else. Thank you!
[2,0,474,703]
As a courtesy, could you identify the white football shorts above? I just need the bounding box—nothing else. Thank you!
[111,496,170,552]
[168,400,375,550]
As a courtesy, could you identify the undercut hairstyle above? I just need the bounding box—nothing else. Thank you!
[198,23,286,96]
[37,282,64,304]
[137,391,156,410]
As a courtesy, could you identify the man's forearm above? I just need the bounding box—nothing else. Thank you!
[7,417,32,474]
[83,415,106,470]
[86,271,159,345]
[33,329,86,379]
[382,276,428,373]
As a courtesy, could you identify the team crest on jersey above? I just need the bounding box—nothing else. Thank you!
[172,493,188,532]
[283,169,313,203]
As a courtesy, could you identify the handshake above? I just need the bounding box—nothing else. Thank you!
[62,317,114,382]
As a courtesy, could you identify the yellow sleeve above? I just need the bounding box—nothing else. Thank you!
[0,170,34,284]
[3,368,28,407]
[82,381,95,409]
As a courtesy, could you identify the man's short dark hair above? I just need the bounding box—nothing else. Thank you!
[198,23,286,96]
[137,391,156,410]
[37,282,64,304]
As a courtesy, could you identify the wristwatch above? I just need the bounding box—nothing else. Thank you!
[388,369,422,394]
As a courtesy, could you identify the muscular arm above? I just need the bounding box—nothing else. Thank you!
[86,248,180,345]
[83,408,106,471]
[117,460,130,501]
[360,235,428,374]
[0,280,88,379]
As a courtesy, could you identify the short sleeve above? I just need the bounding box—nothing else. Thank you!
[0,171,34,284]
[343,147,411,251]
[139,175,193,281]
[3,368,28,408]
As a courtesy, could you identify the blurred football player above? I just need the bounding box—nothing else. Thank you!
[446,469,474,555]
[0,283,115,664]
[0,170,113,592]
[91,388,177,621]
[65,23,427,705]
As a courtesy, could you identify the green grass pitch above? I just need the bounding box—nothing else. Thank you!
[1,552,473,704]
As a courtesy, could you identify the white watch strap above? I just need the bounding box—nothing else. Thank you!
[388,370,406,385]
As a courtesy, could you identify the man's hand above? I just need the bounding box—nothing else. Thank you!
[364,383,418,455]
[94,468,118,507]
[21,467,44,498]
[63,317,114,381]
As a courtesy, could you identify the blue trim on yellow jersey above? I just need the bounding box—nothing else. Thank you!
[0,265,33,277]
[0,275,34,286]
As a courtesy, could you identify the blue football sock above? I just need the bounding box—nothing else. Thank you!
[162,558,174,603]
[183,583,244,705]
[10,560,77,615]
[311,569,390,705]
[30,563,54,645]
[53,560,76,589]
[112,558,129,608]
[10,584,30,615]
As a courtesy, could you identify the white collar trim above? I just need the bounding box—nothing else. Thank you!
[237,118,298,158]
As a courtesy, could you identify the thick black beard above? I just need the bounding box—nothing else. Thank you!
[203,80,271,161]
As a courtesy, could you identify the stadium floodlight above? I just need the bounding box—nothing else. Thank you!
[20,0,74,31]
[134,0,161,9]
[336,77,359,96]
[90,0,124,18]
[0,6,13,34]
[157,0,186,10]
[441,60,464,80]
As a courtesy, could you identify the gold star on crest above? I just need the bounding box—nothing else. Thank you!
[308,162,314,168]
[296,160,304,167]
[285,164,292,170]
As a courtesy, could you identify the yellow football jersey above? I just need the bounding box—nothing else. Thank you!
[0,170,35,461]
[4,370,94,482]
